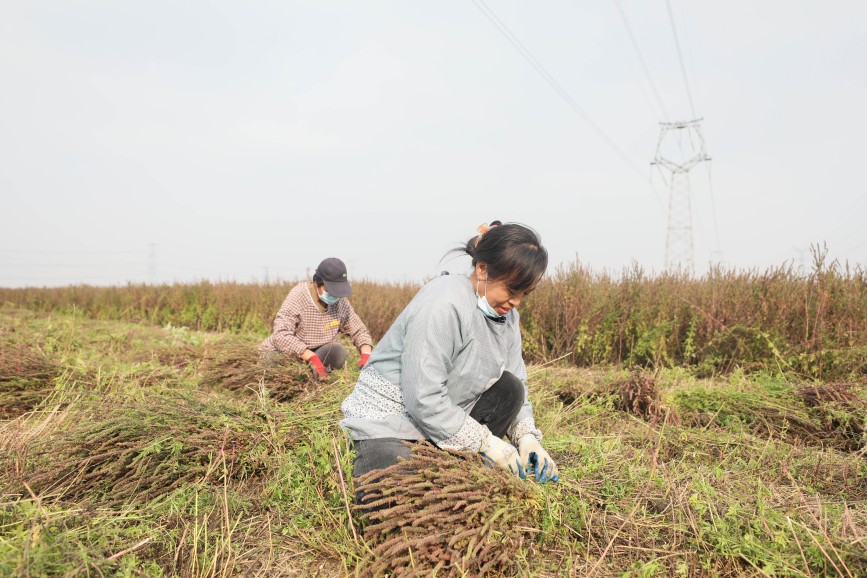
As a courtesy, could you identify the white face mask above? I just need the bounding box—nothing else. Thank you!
[319,289,339,306]
[475,277,503,319]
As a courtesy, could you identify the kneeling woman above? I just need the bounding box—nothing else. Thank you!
[259,257,373,380]
[341,222,558,488]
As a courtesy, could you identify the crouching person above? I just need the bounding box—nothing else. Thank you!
[259,257,373,380]
[341,222,559,505]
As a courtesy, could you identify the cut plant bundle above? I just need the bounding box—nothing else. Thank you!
[198,339,319,402]
[616,367,679,425]
[354,443,542,577]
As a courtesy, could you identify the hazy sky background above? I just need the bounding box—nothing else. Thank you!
[2,1,865,287]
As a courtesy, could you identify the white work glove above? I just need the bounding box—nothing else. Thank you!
[517,434,559,483]
[479,433,525,479]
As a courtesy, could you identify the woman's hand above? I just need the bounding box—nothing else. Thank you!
[480,433,525,478]
[306,354,328,381]
[517,434,559,483]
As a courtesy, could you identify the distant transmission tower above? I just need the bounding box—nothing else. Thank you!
[652,119,710,275]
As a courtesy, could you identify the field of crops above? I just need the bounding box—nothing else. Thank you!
[2,259,865,380]
[1,264,865,576]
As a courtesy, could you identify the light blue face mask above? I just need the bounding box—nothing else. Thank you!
[476,278,504,319]
[319,289,339,306]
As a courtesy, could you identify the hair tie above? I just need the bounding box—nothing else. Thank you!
[474,224,487,247]
[474,221,500,247]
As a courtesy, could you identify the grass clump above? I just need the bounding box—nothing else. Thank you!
[4,390,274,507]
[354,443,542,577]
[0,496,163,577]
[798,381,867,451]
[0,343,59,420]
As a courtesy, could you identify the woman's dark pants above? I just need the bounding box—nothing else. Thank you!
[313,343,347,370]
[262,343,348,371]
[351,371,525,504]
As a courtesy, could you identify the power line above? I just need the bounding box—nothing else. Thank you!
[147,242,157,280]
[838,236,867,256]
[785,193,865,253]
[661,1,720,264]
[665,0,697,119]
[0,275,146,282]
[0,263,149,268]
[470,0,662,207]
[612,0,669,122]
[822,193,866,245]
[706,162,722,256]
[0,249,145,255]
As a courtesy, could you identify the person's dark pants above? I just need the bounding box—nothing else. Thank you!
[467,371,526,439]
[352,371,525,505]
[314,343,347,371]
[262,342,348,371]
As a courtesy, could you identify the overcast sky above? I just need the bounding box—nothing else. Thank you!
[2,1,865,287]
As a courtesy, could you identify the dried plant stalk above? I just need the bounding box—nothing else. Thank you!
[354,443,541,577]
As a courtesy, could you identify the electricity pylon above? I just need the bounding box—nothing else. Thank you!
[652,118,710,275]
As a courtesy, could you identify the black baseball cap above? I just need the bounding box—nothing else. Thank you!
[315,257,352,298]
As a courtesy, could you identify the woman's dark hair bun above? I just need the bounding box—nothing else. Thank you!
[464,238,477,257]
[451,221,548,292]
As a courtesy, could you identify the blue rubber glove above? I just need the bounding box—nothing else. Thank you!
[517,434,559,483]
[480,433,525,479]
